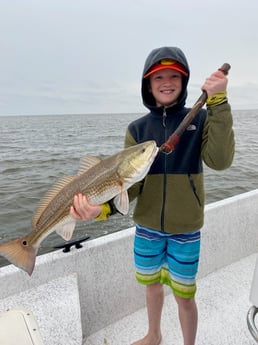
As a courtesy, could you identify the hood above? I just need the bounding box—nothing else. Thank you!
[141,46,190,110]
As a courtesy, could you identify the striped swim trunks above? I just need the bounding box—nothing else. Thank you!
[134,224,201,298]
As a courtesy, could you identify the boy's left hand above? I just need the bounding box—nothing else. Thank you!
[202,70,228,97]
[70,193,102,221]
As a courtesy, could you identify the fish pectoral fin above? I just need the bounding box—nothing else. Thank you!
[54,216,77,241]
[113,191,129,215]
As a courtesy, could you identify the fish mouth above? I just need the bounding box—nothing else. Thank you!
[146,141,159,162]
[143,142,159,170]
[152,145,159,158]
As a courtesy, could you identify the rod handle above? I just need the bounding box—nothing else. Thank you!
[218,63,231,75]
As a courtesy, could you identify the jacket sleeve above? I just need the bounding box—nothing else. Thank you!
[201,102,235,170]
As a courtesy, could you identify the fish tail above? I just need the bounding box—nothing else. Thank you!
[0,235,38,276]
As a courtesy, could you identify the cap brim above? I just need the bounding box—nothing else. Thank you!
[144,65,188,78]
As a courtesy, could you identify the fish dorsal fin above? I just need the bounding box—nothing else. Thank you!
[53,215,76,241]
[77,156,102,175]
[113,190,129,215]
[32,176,75,228]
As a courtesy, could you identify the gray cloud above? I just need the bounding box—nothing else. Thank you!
[1,0,258,115]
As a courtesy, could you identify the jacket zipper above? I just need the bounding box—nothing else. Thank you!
[161,107,167,231]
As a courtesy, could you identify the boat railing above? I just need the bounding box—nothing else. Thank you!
[247,306,258,342]
[248,254,258,343]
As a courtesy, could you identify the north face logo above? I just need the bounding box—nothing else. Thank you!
[186,124,197,131]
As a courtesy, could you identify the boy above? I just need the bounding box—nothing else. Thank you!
[70,46,235,345]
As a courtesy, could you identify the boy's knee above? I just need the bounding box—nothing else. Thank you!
[174,295,196,310]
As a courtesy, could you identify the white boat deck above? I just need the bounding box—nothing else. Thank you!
[0,190,258,345]
[84,253,257,345]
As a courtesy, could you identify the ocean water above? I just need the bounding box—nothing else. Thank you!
[0,110,257,266]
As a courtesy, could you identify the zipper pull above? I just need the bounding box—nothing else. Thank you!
[162,107,167,127]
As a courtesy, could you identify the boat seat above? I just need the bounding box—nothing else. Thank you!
[0,309,44,345]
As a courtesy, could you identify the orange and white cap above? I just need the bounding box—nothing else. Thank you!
[144,58,188,78]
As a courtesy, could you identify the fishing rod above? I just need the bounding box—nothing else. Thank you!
[159,63,231,154]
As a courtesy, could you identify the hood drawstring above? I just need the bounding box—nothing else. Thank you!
[162,107,167,127]
[162,103,176,127]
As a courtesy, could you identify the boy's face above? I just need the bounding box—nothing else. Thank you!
[149,69,183,107]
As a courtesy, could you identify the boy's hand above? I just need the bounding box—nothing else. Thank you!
[202,70,228,97]
[70,193,101,221]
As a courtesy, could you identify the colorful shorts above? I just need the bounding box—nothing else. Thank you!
[134,224,201,298]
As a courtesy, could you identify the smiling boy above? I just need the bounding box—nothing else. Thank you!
[70,46,235,345]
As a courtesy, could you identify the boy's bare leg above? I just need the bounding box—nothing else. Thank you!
[174,295,198,345]
[131,282,163,345]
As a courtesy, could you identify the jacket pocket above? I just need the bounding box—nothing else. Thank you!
[188,173,201,206]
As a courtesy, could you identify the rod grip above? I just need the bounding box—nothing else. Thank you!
[218,63,231,75]
[159,62,231,154]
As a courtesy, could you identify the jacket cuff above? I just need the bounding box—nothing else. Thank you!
[206,91,227,107]
[95,203,111,221]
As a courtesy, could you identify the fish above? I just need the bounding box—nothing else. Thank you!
[0,140,158,275]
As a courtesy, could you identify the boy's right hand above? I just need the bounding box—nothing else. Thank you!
[70,194,102,221]
[202,70,228,96]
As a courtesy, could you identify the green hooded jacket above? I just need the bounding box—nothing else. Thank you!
[124,46,235,233]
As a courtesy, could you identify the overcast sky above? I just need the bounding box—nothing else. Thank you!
[1,0,258,115]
